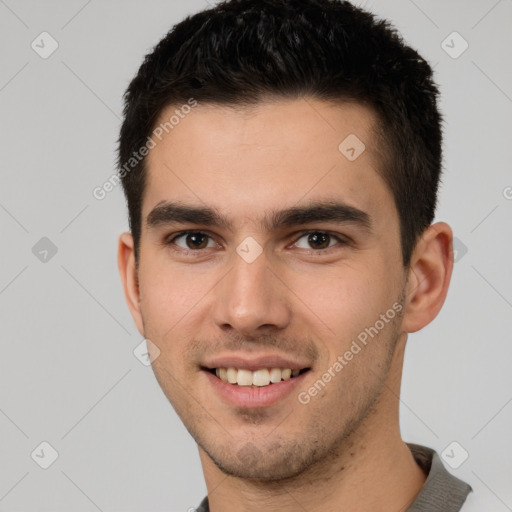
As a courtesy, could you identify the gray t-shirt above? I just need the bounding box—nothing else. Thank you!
[195,443,472,511]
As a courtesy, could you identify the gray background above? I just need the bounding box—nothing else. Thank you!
[1,0,511,510]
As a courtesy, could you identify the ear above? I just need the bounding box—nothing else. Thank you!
[401,222,454,334]
[118,232,144,336]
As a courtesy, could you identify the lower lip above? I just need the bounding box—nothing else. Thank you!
[203,370,309,408]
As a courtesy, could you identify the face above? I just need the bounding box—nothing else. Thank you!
[126,98,410,480]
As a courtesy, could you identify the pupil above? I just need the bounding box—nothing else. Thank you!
[187,233,207,249]
[309,232,329,249]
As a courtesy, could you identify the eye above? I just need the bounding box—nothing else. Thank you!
[168,231,217,251]
[294,231,347,251]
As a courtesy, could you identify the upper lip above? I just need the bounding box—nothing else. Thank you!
[202,353,312,371]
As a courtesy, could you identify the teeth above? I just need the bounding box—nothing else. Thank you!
[236,369,253,386]
[214,367,304,386]
[269,368,282,383]
[252,369,270,386]
[227,367,238,384]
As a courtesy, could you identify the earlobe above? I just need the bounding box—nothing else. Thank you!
[401,222,454,334]
[117,232,144,336]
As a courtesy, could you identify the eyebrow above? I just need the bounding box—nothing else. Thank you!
[146,200,372,233]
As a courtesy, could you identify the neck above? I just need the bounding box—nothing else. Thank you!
[200,335,426,512]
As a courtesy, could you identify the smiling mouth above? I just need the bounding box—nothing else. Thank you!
[203,367,311,387]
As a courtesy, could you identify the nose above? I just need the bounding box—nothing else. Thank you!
[211,248,292,337]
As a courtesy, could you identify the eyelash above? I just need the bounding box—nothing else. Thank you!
[164,230,350,256]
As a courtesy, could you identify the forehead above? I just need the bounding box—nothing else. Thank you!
[143,98,393,228]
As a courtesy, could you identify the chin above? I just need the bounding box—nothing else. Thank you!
[203,438,319,481]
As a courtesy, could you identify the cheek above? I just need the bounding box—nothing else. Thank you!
[140,249,214,307]
[294,265,389,345]
[137,260,211,345]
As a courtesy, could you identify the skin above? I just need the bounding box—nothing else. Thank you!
[118,97,454,512]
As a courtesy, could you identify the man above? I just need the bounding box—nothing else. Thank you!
[117,0,473,510]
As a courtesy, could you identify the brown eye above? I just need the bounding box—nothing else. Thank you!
[295,231,341,250]
[184,233,209,249]
[307,232,330,249]
[169,231,214,250]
